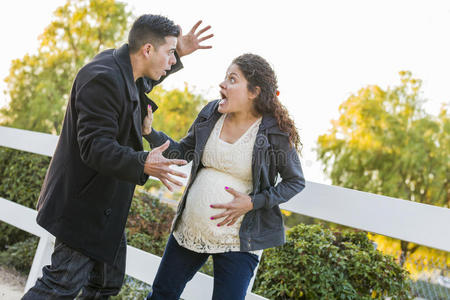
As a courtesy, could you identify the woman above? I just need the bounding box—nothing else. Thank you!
[144,53,305,300]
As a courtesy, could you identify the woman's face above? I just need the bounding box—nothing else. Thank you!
[218,64,256,114]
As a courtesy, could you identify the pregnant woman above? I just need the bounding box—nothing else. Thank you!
[144,53,305,300]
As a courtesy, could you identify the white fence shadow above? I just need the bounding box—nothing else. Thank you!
[0,126,449,299]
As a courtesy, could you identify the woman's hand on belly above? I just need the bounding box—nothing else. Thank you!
[210,186,253,227]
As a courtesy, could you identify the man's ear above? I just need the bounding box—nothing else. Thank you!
[249,86,261,100]
[142,43,154,58]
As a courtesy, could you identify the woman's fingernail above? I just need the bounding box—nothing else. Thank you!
[210,217,214,220]
[210,205,213,208]
[217,224,221,227]
[148,104,151,109]
[225,186,229,190]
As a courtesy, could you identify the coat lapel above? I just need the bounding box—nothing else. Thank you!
[113,44,143,148]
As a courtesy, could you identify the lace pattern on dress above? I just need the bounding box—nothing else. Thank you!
[173,114,262,254]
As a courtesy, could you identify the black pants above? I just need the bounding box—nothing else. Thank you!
[22,233,127,300]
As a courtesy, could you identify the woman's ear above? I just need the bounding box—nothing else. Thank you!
[249,86,261,100]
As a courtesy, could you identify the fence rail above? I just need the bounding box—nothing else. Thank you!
[1,125,449,298]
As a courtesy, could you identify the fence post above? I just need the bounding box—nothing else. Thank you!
[245,250,264,299]
[24,233,55,293]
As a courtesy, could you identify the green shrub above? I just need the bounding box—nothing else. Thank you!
[0,147,50,250]
[0,236,39,273]
[114,191,176,298]
[253,224,412,299]
[126,191,175,256]
[111,275,151,300]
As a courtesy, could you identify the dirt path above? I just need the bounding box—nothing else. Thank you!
[0,266,26,300]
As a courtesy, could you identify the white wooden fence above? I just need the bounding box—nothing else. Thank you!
[0,125,449,299]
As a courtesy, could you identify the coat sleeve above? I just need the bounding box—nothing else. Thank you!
[75,73,149,185]
[251,135,306,210]
[142,100,216,161]
[143,115,198,162]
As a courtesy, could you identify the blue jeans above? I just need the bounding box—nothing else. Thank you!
[22,233,127,300]
[147,234,259,300]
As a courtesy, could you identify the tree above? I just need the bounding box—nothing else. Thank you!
[148,84,208,142]
[140,85,208,194]
[316,71,449,265]
[1,0,131,134]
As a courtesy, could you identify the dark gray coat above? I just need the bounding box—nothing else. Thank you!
[36,44,182,264]
[146,100,305,251]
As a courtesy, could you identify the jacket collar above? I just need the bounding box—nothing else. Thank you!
[199,99,288,135]
[113,44,138,102]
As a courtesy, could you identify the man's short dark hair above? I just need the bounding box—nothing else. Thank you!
[128,14,180,53]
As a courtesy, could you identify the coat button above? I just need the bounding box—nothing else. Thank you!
[104,208,112,216]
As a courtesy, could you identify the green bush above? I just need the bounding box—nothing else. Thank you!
[111,275,151,300]
[0,236,39,273]
[126,191,175,256]
[113,191,176,299]
[0,147,50,250]
[0,148,176,279]
[253,224,412,299]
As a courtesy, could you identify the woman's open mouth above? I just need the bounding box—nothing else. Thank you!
[219,91,227,105]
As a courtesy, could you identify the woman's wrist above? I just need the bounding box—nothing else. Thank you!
[142,128,152,136]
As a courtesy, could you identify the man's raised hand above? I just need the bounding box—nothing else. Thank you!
[144,140,187,191]
[176,20,213,57]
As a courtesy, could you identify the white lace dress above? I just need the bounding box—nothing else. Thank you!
[173,113,262,253]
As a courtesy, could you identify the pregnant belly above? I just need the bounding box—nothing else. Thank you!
[184,168,252,224]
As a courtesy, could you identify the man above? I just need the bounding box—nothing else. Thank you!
[23,14,213,299]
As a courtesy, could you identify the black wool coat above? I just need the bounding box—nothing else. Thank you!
[36,44,182,264]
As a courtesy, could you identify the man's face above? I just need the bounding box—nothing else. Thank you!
[145,36,177,81]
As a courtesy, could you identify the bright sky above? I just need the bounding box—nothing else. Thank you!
[1,0,449,184]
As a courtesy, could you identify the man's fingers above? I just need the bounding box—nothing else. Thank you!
[163,174,184,188]
[167,168,188,178]
[198,45,213,50]
[189,20,202,34]
[177,24,183,37]
[198,34,214,43]
[165,158,188,166]
[195,25,211,37]
[160,178,174,192]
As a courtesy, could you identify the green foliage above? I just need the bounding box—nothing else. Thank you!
[149,85,208,142]
[253,224,412,299]
[317,71,448,208]
[126,191,175,257]
[143,178,164,191]
[111,275,151,300]
[0,0,131,134]
[316,71,449,265]
[0,237,38,273]
[0,147,50,250]
[111,191,175,298]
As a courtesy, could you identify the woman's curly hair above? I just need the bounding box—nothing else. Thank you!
[232,53,302,151]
